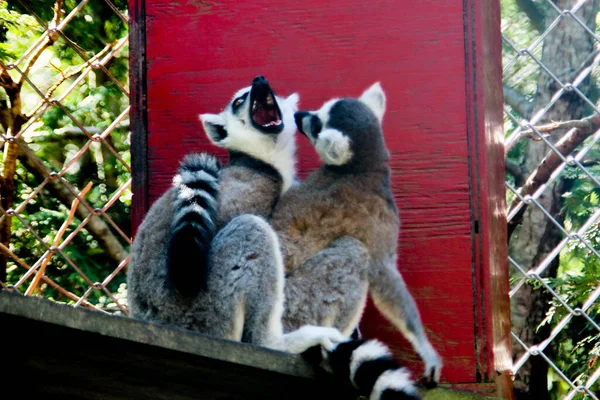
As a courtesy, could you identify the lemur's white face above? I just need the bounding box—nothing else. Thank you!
[199,76,299,161]
[293,82,386,167]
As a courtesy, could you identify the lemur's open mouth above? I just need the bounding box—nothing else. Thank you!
[249,76,284,134]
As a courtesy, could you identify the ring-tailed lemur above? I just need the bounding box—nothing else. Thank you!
[270,83,443,387]
[127,76,346,354]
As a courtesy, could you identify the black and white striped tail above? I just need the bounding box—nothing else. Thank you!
[167,153,221,296]
[326,339,420,400]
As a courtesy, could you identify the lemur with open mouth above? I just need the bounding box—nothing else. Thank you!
[127,76,346,354]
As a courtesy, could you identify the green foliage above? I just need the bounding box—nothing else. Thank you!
[2,0,129,309]
[501,0,542,117]
[7,0,57,22]
[0,1,41,60]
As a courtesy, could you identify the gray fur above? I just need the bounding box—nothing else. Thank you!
[128,78,347,353]
[129,192,279,341]
[283,236,370,334]
[215,152,282,228]
[272,83,442,384]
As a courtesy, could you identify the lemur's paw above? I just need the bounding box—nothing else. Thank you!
[284,325,347,354]
[304,326,347,351]
[420,351,442,388]
[420,370,438,389]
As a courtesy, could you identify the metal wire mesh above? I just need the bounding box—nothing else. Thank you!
[503,0,600,398]
[0,0,130,314]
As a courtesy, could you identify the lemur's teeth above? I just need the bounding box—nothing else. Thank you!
[263,120,281,127]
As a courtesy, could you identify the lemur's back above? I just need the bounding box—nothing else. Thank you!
[271,169,398,274]
[216,154,282,228]
[278,83,442,386]
[272,90,398,277]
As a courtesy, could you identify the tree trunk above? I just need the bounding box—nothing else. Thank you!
[0,78,24,284]
[510,1,598,397]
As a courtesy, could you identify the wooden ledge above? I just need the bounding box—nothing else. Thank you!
[0,290,315,377]
[0,290,493,399]
[1,290,352,399]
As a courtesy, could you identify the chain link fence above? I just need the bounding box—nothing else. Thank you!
[0,0,130,314]
[503,0,600,398]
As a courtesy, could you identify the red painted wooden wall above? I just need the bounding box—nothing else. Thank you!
[129,0,512,395]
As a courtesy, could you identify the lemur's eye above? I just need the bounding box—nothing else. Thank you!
[232,92,249,114]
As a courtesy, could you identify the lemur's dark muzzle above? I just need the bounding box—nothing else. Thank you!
[294,111,310,137]
[252,76,270,95]
[249,75,283,134]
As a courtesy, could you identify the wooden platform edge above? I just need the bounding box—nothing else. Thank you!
[1,291,497,399]
[0,290,315,378]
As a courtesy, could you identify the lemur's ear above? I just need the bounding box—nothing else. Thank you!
[199,113,228,145]
[359,82,386,123]
[284,93,300,111]
[315,129,353,166]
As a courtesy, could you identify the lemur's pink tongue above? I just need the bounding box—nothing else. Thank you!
[254,107,279,126]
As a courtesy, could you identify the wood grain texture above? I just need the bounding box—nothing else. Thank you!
[0,291,357,399]
[1,291,495,399]
[130,0,509,389]
[129,0,148,234]
[469,0,513,396]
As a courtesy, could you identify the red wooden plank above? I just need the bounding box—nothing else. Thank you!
[464,0,513,396]
[129,0,147,234]
[130,0,510,389]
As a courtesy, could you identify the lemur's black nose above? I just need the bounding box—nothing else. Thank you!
[253,75,267,85]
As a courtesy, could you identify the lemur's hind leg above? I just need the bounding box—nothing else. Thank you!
[283,236,370,337]
[208,215,347,352]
